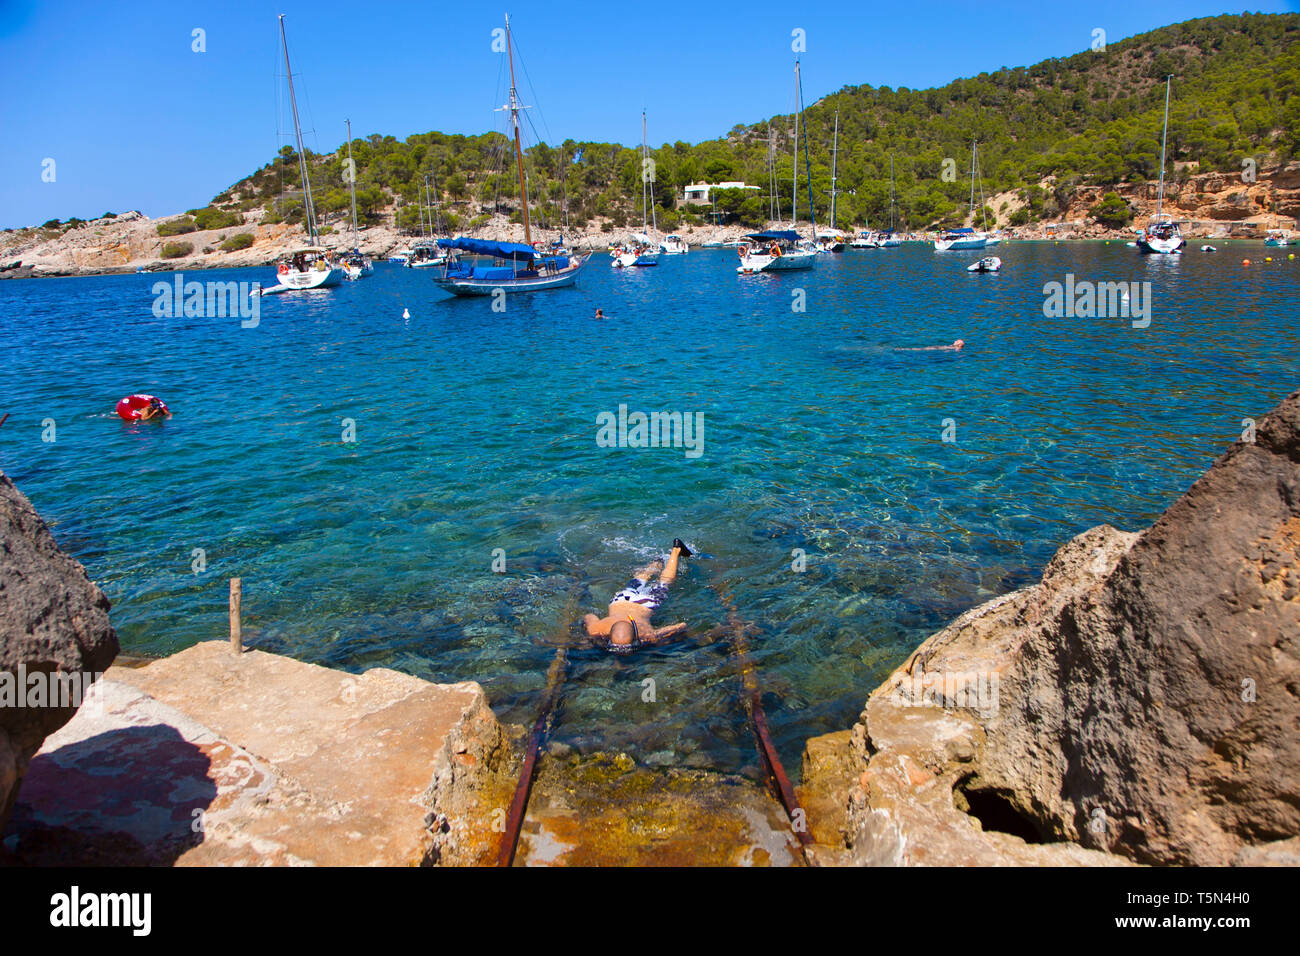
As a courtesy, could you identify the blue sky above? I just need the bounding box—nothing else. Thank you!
[2,0,1296,228]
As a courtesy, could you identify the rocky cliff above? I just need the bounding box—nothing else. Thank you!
[804,389,1300,866]
[0,471,119,833]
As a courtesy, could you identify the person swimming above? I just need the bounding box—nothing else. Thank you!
[896,339,964,352]
[594,308,606,320]
[583,539,693,654]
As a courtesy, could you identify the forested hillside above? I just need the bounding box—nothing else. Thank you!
[210,12,1299,235]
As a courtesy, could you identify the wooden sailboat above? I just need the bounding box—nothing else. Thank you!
[432,14,585,296]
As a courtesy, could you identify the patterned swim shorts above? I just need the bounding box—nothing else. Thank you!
[610,577,669,611]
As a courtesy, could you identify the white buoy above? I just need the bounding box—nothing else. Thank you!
[402,308,410,319]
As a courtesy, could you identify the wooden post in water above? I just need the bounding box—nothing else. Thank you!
[229,578,242,655]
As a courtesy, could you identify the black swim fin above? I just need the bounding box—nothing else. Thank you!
[672,538,694,558]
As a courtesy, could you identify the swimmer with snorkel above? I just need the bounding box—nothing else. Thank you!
[895,339,964,351]
[583,539,693,654]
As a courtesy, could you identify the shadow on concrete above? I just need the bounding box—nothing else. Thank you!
[3,724,217,866]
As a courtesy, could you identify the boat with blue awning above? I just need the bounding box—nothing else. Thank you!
[430,14,586,297]
[430,237,582,296]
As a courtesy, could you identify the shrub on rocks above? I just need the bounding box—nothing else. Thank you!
[161,241,193,259]
[157,217,197,237]
[220,232,255,252]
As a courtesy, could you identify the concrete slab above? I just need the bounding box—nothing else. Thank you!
[5,642,516,866]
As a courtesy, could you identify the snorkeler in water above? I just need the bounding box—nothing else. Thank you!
[582,539,694,654]
[896,339,964,352]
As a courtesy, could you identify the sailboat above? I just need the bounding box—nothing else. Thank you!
[816,110,846,252]
[933,141,988,251]
[409,176,449,268]
[1136,76,1185,255]
[613,110,661,268]
[267,14,342,292]
[879,155,903,247]
[432,14,586,296]
[737,60,818,274]
[341,119,373,279]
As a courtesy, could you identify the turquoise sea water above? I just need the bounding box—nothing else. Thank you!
[1,243,1296,776]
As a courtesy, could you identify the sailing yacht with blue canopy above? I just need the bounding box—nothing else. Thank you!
[430,14,585,297]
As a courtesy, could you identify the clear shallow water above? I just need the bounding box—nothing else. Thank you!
[1,243,1296,777]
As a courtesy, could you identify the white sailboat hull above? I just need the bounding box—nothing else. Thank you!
[1137,233,1185,254]
[737,249,817,273]
[934,234,987,251]
[279,267,343,290]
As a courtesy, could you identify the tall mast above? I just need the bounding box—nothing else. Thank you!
[968,139,976,225]
[503,14,532,245]
[642,109,650,234]
[791,60,800,228]
[346,118,358,248]
[279,15,317,244]
[1156,75,1171,219]
[429,170,440,235]
[889,154,896,231]
[830,110,838,230]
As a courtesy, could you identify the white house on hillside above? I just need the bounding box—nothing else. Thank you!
[682,181,759,205]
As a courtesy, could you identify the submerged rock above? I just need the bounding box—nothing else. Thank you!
[806,389,1300,866]
[0,471,118,832]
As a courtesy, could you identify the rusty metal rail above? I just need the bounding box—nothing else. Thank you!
[497,643,569,867]
[709,573,815,860]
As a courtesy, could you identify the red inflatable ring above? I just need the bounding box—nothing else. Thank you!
[116,394,169,421]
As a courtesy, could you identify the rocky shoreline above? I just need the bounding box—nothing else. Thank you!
[4,160,1296,280]
[800,389,1300,867]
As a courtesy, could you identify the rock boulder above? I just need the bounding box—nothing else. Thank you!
[0,471,118,831]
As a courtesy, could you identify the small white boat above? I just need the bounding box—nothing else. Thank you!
[849,232,880,249]
[1137,214,1185,254]
[342,251,373,279]
[935,229,987,251]
[273,247,344,290]
[1201,244,1217,252]
[1265,230,1289,247]
[408,239,448,268]
[659,234,688,254]
[967,256,1001,273]
[736,231,818,274]
[388,248,412,264]
[815,228,846,253]
[612,232,658,267]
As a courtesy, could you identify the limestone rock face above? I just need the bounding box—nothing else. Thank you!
[814,390,1300,866]
[0,471,118,831]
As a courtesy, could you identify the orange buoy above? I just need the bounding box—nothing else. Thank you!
[1242,259,1251,266]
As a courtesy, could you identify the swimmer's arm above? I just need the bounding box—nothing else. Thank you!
[582,613,609,637]
[646,622,688,644]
